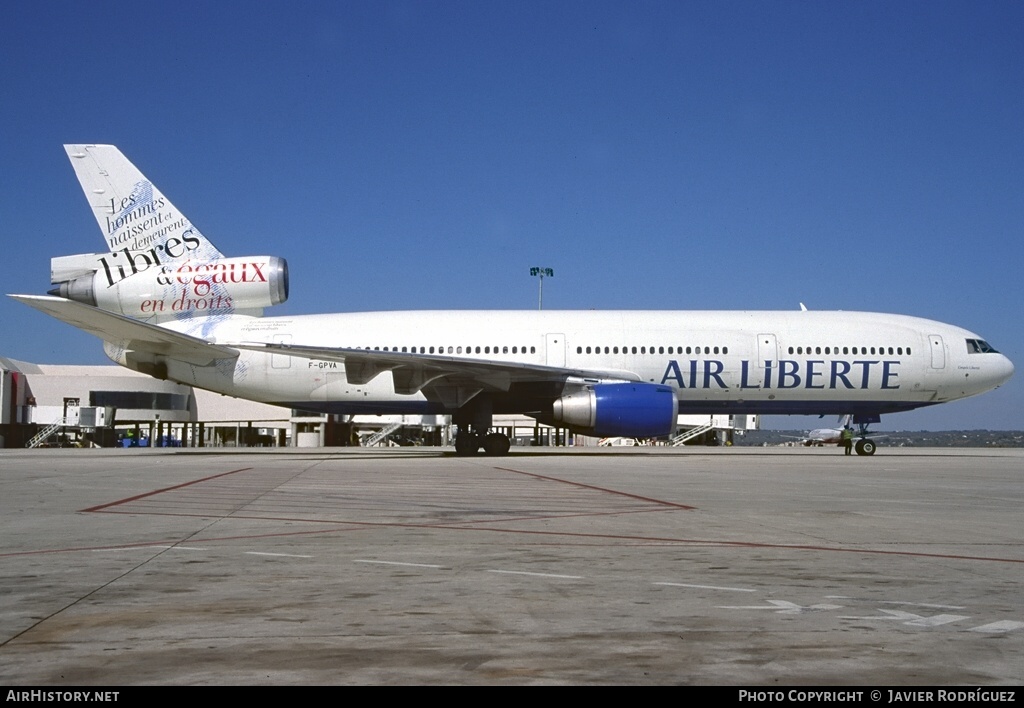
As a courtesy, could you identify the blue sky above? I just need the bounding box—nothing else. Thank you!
[2,1,1021,430]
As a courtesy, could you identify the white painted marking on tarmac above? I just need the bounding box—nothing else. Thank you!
[841,609,968,626]
[354,560,445,569]
[720,600,844,614]
[879,600,966,610]
[969,621,1024,633]
[655,582,756,592]
[487,570,584,580]
[245,552,313,558]
[92,545,207,552]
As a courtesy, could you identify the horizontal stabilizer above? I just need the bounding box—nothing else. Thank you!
[9,294,237,366]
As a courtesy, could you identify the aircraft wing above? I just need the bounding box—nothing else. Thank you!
[9,294,238,365]
[230,340,641,402]
[10,293,640,407]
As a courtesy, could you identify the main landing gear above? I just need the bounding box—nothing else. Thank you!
[452,395,511,456]
[454,428,511,456]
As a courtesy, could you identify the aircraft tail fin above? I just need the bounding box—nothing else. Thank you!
[64,144,222,261]
[49,146,288,324]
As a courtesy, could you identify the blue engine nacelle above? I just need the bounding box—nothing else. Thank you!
[551,383,677,438]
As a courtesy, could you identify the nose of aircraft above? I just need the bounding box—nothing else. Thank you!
[993,353,1015,387]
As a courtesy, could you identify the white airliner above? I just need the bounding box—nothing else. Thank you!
[783,416,853,447]
[780,415,891,448]
[10,145,1014,455]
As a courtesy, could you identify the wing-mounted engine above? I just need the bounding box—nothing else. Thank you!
[48,253,288,321]
[551,382,677,438]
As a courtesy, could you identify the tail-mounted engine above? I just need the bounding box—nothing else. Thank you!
[49,252,288,320]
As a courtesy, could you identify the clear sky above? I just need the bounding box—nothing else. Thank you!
[2,1,1021,430]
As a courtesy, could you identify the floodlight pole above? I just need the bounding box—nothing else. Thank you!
[529,267,553,310]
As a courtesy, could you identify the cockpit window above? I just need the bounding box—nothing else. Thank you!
[966,339,999,354]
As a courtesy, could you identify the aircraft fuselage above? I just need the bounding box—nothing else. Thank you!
[146,308,1013,418]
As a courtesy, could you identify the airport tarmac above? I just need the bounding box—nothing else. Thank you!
[0,446,1021,686]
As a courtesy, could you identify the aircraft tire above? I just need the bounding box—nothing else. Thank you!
[454,433,480,455]
[855,439,877,456]
[483,432,511,456]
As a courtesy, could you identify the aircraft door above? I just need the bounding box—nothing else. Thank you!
[929,334,945,369]
[756,334,778,387]
[272,334,292,369]
[545,333,566,367]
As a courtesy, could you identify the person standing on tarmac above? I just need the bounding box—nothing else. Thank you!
[841,426,854,456]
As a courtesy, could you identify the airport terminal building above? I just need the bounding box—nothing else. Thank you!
[0,356,294,448]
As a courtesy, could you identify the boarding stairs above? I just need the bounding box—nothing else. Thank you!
[597,437,640,447]
[363,421,403,447]
[26,416,68,448]
[670,422,715,447]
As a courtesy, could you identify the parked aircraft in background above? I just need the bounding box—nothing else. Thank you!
[11,145,1015,455]
[781,415,890,452]
[785,416,852,447]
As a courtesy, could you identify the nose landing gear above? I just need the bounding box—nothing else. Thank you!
[854,438,876,456]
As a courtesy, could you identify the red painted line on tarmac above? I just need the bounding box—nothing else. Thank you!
[85,505,674,526]
[79,467,254,512]
[491,466,696,510]
[8,462,1005,566]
